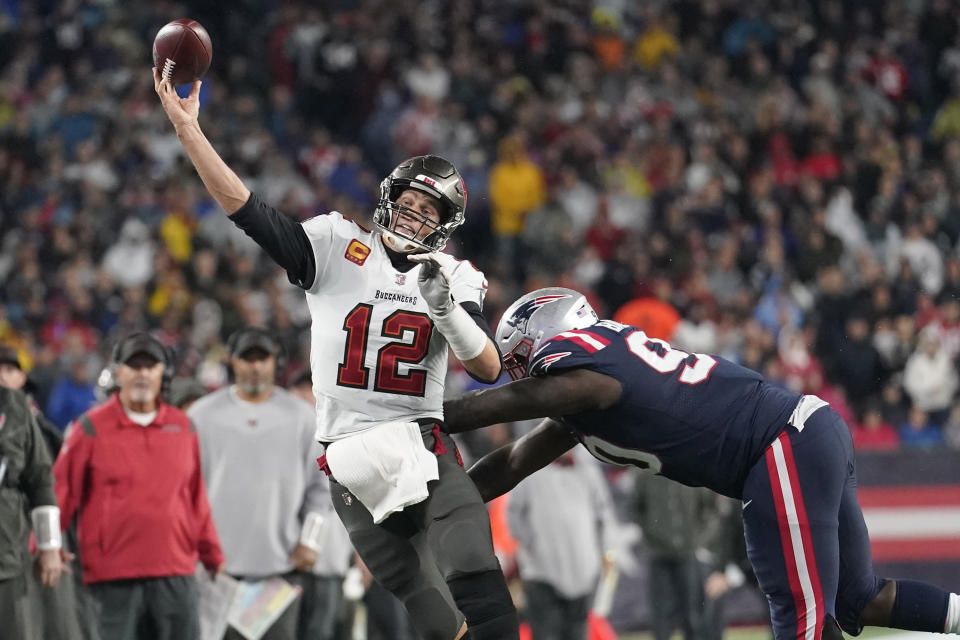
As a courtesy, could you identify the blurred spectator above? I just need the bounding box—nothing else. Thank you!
[507,448,617,640]
[631,473,715,640]
[101,219,156,289]
[284,368,354,640]
[613,277,680,341]
[53,333,224,640]
[488,134,546,275]
[943,402,960,450]
[899,406,945,449]
[670,301,717,354]
[851,404,901,452]
[903,325,958,424]
[188,328,328,640]
[828,315,887,416]
[44,355,97,431]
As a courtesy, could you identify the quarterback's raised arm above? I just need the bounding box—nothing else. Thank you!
[468,418,578,502]
[443,368,623,433]
[153,68,250,214]
[153,68,316,288]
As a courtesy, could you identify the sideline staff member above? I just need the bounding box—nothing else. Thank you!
[0,385,65,637]
[54,332,224,640]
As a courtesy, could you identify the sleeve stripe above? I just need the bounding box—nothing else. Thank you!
[555,330,610,353]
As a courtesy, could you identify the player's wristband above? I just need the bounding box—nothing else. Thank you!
[299,511,328,552]
[430,303,488,361]
[31,506,62,551]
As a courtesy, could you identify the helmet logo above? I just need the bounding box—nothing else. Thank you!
[415,174,438,188]
[506,295,570,334]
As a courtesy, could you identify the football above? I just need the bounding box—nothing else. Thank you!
[152,19,212,86]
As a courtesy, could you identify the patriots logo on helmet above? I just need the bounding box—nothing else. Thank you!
[506,295,570,334]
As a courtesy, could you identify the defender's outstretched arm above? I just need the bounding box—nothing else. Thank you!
[443,368,622,433]
[468,418,578,502]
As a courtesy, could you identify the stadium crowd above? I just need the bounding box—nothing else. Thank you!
[4,0,960,636]
[5,0,960,450]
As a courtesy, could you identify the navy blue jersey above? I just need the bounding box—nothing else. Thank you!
[529,320,802,498]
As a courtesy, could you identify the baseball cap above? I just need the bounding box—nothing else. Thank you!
[113,333,167,366]
[229,328,280,359]
[0,345,22,370]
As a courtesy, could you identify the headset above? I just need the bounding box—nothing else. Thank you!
[109,332,176,393]
[225,327,287,382]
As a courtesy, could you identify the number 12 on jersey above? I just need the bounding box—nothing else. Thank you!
[337,303,433,396]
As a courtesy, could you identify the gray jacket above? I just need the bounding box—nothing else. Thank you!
[507,449,617,599]
[0,388,57,579]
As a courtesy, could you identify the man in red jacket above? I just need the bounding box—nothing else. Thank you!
[54,333,224,640]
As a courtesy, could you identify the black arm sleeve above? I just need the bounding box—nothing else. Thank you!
[228,192,317,289]
[459,301,502,384]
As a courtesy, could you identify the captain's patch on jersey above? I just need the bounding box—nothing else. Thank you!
[345,239,371,265]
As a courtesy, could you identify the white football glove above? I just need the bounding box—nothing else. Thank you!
[408,252,487,361]
[408,252,457,315]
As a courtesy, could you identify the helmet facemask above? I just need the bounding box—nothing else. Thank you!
[503,338,534,381]
[377,188,450,253]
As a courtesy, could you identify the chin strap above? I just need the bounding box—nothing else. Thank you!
[32,506,62,550]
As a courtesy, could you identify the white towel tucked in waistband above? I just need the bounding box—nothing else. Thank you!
[324,421,439,524]
[788,394,829,431]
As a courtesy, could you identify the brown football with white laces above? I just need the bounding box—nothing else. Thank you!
[152,19,212,86]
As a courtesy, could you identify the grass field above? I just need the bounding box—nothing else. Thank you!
[619,628,939,640]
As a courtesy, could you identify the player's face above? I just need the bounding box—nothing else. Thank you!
[232,348,276,396]
[116,354,164,407]
[0,363,27,390]
[392,189,442,243]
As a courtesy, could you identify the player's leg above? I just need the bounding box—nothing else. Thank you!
[741,413,848,640]
[330,478,465,640]
[408,427,520,640]
[647,556,679,640]
[523,580,565,639]
[145,575,201,640]
[834,458,960,634]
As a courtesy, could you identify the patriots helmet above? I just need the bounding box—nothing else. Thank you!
[373,155,467,253]
[496,287,599,380]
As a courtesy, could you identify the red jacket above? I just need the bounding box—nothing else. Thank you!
[54,395,223,583]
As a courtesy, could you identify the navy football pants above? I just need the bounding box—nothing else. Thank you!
[742,407,884,640]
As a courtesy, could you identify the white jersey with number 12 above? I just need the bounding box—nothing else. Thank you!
[300,211,487,441]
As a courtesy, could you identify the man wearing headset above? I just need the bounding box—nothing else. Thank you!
[188,327,329,640]
[53,332,224,640]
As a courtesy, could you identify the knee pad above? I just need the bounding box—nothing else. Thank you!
[821,615,844,640]
[433,505,500,576]
[447,570,519,640]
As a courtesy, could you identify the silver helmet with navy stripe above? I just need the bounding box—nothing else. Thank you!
[496,287,599,380]
[373,155,467,252]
